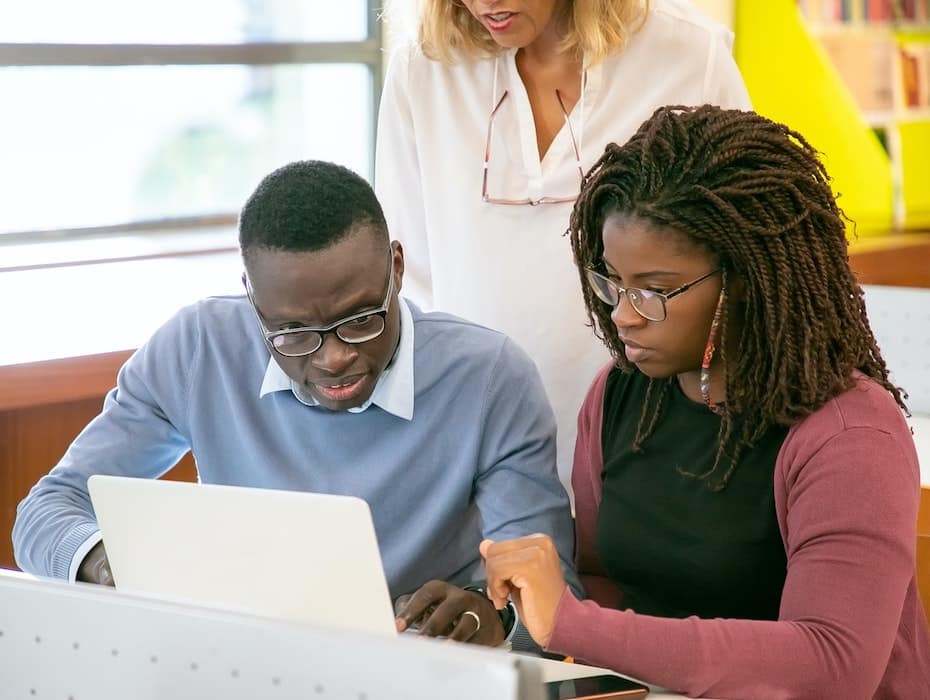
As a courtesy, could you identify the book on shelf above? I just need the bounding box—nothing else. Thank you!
[798,0,929,23]
[899,43,930,108]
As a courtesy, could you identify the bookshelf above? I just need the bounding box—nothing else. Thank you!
[734,0,930,232]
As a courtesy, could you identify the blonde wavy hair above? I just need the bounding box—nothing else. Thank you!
[412,0,648,65]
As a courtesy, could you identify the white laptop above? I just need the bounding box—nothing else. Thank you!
[86,474,398,637]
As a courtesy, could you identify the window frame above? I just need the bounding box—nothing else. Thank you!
[0,1,384,248]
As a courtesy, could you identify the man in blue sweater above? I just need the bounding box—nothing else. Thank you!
[13,160,576,649]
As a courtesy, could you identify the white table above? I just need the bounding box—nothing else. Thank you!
[534,656,698,698]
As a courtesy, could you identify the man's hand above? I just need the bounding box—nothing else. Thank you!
[76,541,114,586]
[480,534,567,648]
[394,580,505,646]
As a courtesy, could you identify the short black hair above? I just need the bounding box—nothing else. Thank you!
[239,160,388,258]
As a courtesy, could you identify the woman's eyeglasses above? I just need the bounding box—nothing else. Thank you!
[482,89,584,206]
[585,268,721,322]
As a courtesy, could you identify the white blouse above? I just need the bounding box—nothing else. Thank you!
[375,0,752,490]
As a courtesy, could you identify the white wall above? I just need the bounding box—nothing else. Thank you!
[690,0,735,28]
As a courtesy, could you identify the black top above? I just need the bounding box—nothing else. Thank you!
[597,367,789,620]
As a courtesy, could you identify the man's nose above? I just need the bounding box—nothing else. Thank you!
[309,333,359,374]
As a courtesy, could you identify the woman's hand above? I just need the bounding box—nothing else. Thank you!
[480,534,567,648]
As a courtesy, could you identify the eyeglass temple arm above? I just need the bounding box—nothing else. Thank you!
[483,91,510,201]
[665,269,723,300]
[555,89,584,179]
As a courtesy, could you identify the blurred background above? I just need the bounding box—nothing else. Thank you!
[0,0,374,238]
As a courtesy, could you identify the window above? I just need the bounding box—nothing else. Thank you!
[0,1,382,249]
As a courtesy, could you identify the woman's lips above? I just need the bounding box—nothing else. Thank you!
[621,339,650,363]
[483,11,516,32]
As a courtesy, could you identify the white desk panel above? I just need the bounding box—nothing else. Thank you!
[0,570,541,700]
[0,570,703,700]
[911,414,930,485]
[862,285,930,484]
[863,285,930,416]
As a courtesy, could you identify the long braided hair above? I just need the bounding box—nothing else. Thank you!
[569,105,907,488]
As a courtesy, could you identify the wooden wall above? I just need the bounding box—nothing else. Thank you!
[0,352,195,571]
[848,234,930,288]
[919,488,930,624]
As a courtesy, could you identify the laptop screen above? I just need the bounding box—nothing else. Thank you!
[87,475,397,637]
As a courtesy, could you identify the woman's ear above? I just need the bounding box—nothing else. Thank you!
[726,271,748,305]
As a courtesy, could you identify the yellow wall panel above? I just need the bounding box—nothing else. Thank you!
[899,122,930,228]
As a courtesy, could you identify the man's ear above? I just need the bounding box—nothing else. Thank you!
[391,240,405,295]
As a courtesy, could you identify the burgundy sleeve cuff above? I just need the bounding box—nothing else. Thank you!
[545,587,591,656]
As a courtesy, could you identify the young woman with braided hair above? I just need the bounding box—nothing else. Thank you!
[481,105,930,698]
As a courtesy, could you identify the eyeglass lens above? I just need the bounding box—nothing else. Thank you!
[257,250,395,357]
[584,269,666,322]
[271,315,386,356]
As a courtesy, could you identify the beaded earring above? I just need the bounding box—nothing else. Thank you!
[700,268,727,415]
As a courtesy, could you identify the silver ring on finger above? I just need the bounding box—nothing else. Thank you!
[460,609,481,633]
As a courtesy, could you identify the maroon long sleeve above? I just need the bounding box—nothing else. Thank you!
[547,365,930,699]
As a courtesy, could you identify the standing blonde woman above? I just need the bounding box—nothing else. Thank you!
[375,1,750,488]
